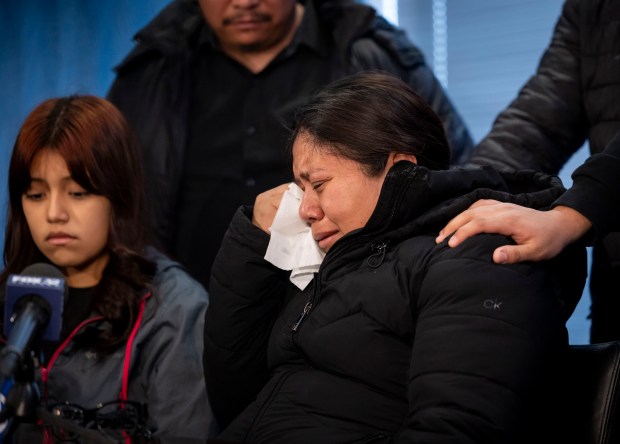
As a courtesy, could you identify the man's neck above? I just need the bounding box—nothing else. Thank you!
[224,3,305,74]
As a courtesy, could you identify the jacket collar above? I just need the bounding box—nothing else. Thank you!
[363,161,565,240]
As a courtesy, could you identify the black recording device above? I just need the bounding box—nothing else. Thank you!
[0,263,65,436]
[1,263,65,382]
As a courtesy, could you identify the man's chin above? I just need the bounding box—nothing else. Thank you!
[234,38,275,54]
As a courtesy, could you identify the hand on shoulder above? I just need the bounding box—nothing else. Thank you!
[435,200,592,264]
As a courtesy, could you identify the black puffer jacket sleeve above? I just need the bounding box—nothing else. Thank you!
[394,234,586,443]
[554,131,620,240]
[203,206,292,429]
[465,0,587,173]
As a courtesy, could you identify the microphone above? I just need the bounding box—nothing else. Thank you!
[1,263,66,381]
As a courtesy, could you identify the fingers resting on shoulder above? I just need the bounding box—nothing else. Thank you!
[435,199,516,247]
[435,200,590,265]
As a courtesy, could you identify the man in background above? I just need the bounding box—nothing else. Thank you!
[107,0,473,289]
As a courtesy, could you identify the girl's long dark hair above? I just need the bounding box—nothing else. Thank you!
[1,95,156,352]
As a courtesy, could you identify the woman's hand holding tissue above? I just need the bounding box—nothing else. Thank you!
[260,182,325,290]
[252,183,291,233]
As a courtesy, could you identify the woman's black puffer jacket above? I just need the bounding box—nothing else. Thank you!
[204,161,586,444]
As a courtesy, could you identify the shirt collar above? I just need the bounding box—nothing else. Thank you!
[292,0,330,58]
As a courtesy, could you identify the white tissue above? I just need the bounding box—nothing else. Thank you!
[264,183,325,290]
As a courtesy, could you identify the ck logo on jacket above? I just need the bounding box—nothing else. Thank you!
[484,298,503,310]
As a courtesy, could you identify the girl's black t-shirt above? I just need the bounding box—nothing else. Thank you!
[40,285,98,362]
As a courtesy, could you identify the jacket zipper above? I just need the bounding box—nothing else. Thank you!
[292,301,313,332]
[291,270,321,335]
[367,241,389,268]
[290,235,389,335]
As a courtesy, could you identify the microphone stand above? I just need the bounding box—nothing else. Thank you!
[0,351,120,443]
[0,349,40,441]
[0,348,155,443]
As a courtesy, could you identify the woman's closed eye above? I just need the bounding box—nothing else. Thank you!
[311,181,326,191]
[24,191,45,201]
[69,190,91,198]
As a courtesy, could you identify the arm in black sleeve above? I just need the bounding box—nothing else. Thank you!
[394,234,586,443]
[466,0,587,173]
[554,131,620,240]
[203,206,292,429]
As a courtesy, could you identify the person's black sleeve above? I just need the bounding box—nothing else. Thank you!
[393,235,586,443]
[465,0,587,174]
[554,131,620,241]
[203,206,292,430]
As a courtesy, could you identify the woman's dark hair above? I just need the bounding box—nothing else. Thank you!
[1,95,156,352]
[290,71,451,174]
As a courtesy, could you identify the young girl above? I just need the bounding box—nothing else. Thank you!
[0,95,217,442]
